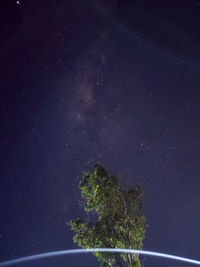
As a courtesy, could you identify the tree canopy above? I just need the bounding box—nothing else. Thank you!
[68,164,146,267]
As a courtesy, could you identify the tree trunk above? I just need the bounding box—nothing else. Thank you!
[115,253,122,267]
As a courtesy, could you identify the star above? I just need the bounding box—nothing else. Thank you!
[16,1,20,5]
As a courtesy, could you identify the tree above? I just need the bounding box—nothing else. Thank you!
[68,164,146,267]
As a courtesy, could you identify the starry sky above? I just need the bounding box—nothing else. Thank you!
[1,1,200,266]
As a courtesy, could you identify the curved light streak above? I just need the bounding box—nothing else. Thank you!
[0,248,200,266]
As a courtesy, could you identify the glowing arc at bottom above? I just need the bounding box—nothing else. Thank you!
[0,248,200,266]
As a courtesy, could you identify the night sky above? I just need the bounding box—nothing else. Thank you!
[1,1,200,266]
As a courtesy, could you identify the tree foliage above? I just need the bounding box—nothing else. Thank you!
[68,164,146,266]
